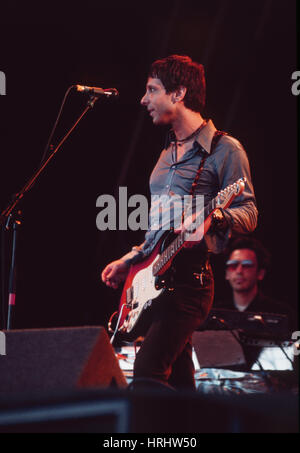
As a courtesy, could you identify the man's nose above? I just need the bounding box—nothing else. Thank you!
[140,93,148,106]
[236,263,244,273]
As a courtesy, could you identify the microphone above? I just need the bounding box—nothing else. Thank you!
[76,85,119,98]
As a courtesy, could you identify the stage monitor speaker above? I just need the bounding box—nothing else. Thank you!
[0,326,127,395]
[192,330,246,368]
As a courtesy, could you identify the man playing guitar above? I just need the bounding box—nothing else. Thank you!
[101,55,257,390]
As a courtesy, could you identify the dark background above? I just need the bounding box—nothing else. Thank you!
[0,0,297,330]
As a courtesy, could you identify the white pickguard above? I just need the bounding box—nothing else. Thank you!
[125,254,164,332]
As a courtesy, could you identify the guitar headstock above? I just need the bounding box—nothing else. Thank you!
[215,177,246,210]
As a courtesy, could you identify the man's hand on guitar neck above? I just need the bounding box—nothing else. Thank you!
[101,259,130,289]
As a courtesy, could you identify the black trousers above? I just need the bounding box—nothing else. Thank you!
[133,260,214,390]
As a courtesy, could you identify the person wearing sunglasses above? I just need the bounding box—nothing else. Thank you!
[203,236,297,393]
[225,238,268,313]
[219,236,293,317]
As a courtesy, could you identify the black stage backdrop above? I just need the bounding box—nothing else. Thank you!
[0,1,297,330]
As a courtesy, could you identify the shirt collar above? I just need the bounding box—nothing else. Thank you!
[195,119,217,154]
[165,119,217,154]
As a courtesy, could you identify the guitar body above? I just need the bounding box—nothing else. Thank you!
[116,237,166,340]
[109,178,246,341]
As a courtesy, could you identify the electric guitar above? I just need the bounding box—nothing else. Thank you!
[109,178,246,340]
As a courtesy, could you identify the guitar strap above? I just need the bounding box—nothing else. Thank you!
[181,129,227,227]
[169,129,228,286]
[190,129,228,197]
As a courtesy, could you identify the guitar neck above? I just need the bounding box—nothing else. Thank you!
[152,177,246,277]
[152,198,215,276]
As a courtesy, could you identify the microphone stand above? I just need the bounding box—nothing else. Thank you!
[5,212,21,330]
[0,94,99,330]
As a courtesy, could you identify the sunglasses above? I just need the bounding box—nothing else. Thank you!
[225,259,255,270]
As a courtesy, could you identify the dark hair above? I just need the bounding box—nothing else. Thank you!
[149,55,206,114]
[226,236,271,271]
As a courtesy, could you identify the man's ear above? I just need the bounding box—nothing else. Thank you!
[257,268,266,281]
[172,86,187,103]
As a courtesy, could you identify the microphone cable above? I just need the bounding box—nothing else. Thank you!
[38,85,76,168]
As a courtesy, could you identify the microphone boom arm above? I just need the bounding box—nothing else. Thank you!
[0,93,99,226]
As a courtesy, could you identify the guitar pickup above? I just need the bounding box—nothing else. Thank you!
[126,286,134,304]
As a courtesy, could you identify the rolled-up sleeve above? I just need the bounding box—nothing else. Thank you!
[218,136,257,232]
[120,244,145,265]
[205,136,258,252]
